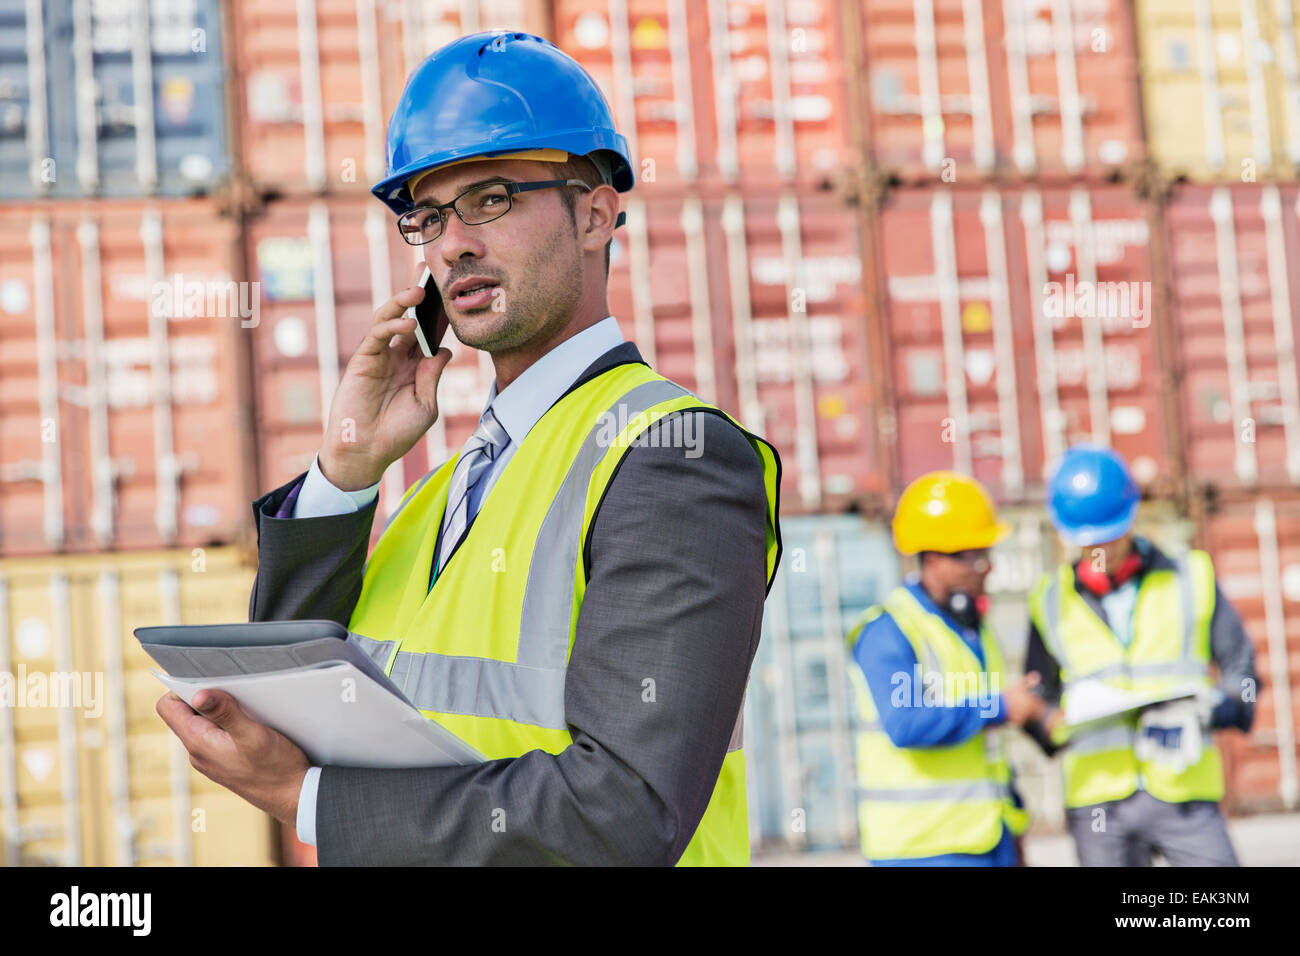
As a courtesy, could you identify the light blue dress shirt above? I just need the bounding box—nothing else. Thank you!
[290,315,626,845]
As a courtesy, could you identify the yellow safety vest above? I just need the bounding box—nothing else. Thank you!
[347,360,782,865]
[1027,551,1222,809]
[845,586,1030,860]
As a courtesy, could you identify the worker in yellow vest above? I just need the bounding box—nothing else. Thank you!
[158,31,781,865]
[845,471,1042,865]
[1022,445,1256,866]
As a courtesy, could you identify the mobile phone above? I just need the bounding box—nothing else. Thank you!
[407,266,449,358]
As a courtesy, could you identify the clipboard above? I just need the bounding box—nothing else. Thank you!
[137,620,484,769]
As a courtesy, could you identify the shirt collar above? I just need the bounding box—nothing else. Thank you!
[482,315,626,446]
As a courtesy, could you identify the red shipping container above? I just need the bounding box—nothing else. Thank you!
[1165,184,1300,495]
[231,0,550,195]
[860,0,1145,183]
[609,188,883,513]
[1200,494,1300,814]
[878,184,1173,503]
[0,201,257,555]
[553,0,853,189]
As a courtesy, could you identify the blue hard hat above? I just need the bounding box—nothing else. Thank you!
[371,31,634,216]
[1046,444,1140,546]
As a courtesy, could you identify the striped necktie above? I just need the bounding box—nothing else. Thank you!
[431,405,509,589]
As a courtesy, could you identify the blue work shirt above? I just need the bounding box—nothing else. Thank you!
[850,578,1022,867]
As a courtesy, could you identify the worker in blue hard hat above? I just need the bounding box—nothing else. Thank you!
[1021,444,1256,866]
[161,31,782,866]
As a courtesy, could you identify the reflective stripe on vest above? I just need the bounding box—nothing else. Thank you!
[350,630,744,749]
[858,781,1013,803]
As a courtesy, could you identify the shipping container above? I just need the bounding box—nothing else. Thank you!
[0,548,278,866]
[0,200,257,555]
[1164,183,1300,493]
[609,188,883,512]
[553,0,852,189]
[231,0,550,196]
[877,184,1174,504]
[0,0,232,199]
[1199,494,1300,815]
[1137,0,1300,183]
[858,0,1145,184]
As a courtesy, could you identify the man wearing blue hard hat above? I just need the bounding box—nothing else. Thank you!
[1021,445,1256,866]
[160,32,781,865]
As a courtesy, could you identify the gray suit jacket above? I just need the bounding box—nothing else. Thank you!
[248,341,780,864]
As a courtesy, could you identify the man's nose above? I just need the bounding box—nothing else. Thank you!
[438,211,485,262]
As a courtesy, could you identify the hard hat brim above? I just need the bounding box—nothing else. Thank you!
[373,131,634,216]
[894,519,1012,555]
[1048,499,1139,547]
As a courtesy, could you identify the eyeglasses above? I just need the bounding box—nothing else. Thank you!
[397,179,592,246]
[947,549,992,568]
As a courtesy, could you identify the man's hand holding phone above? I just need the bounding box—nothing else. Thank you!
[317,268,452,492]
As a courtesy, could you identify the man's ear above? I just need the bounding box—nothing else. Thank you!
[582,184,620,255]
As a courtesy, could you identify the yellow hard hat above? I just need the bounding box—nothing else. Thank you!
[891,471,1011,555]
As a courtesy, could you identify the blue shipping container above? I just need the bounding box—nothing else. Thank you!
[0,0,230,199]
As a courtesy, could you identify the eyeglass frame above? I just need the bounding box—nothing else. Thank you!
[396,178,593,246]
[920,548,992,566]
[945,548,992,567]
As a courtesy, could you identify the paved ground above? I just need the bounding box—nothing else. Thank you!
[751,811,1300,866]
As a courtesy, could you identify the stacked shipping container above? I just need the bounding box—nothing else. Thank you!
[1138,0,1300,818]
[0,0,277,865]
[0,548,276,865]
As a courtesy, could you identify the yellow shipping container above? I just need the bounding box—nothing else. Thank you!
[0,548,278,866]
[1138,0,1300,181]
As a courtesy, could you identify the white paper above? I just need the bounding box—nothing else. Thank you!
[156,661,484,769]
[1063,678,1205,732]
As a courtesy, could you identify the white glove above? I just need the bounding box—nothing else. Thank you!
[1195,686,1224,730]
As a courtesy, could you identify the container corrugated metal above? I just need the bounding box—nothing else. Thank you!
[1165,183,1300,493]
[1200,494,1300,814]
[1137,0,1300,182]
[745,514,898,852]
[0,548,277,866]
[231,0,550,195]
[860,0,1145,183]
[878,184,1173,504]
[0,200,256,555]
[0,0,232,199]
[607,188,883,512]
[553,0,852,188]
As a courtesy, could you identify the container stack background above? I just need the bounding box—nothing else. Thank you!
[0,0,1298,866]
